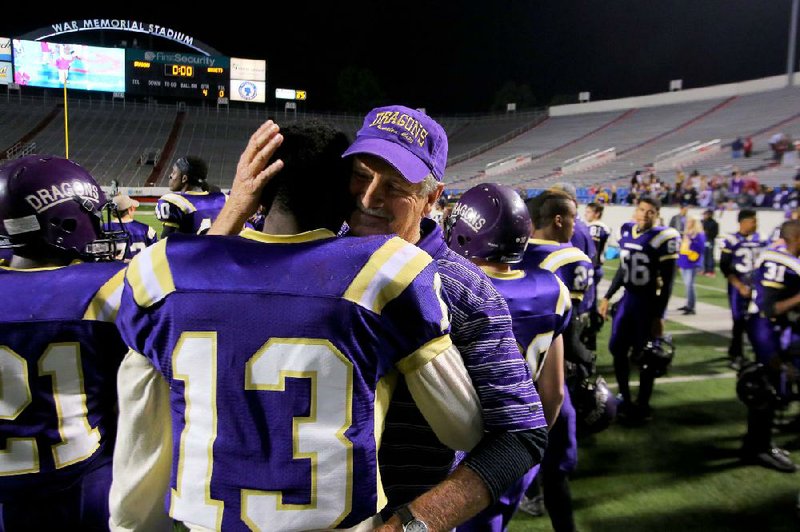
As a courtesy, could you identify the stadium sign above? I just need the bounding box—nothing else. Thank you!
[19,20,221,56]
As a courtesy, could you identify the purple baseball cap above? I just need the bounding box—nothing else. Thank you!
[342,105,448,183]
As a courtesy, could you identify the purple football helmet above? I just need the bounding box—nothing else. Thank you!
[445,183,531,263]
[632,335,675,378]
[0,155,122,261]
[573,375,617,434]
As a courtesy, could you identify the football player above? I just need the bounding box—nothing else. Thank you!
[741,221,800,472]
[720,209,766,370]
[445,183,571,532]
[210,107,549,531]
[599,197,681,423]
[583,202,611,350]
[0,156,128,530]
[515,189,594,532]
[107,194,157,261]
[155,155,227,237]
[110,120,484,531]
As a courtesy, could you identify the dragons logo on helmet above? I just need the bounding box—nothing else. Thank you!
[0,155,126,262]
[445,183,531,264]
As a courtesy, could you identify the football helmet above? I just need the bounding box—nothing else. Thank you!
[573,375,617,434]
[0,155,125,261]
[736,362,779,410]
[632,335,675,378]
[445,183,531,264]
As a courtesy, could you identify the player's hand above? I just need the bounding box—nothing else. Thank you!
[209,121,284,236]
[738,284,752,298]
[598,298,610,320]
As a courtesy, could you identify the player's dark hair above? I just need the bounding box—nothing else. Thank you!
[525,190,573,230]
[176,156,209,189]
[260,120,353,232]
[738,209,757,222]
[780,219,800,241]
[587,202,604,217]
[638,196,661,210]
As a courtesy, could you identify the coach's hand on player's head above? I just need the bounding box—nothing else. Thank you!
[209,120,284,236]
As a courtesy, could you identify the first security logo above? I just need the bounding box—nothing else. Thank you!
[239,81,257,101]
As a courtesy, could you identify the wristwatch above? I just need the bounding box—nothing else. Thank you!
[395,505,428,532]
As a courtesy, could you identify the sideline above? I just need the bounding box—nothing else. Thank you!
[607,371,737,389]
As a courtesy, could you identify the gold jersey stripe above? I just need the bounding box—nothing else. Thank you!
[540,247,591,273]
[556,276,572,316]
[396,335,453,375]
[160,193,197,214]
[126,239,176,308]
[344,238,432,314]
[83,269,125,322]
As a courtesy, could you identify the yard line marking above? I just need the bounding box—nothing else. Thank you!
[605,371,737,389]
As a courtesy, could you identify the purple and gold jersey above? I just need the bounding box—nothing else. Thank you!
[481,267,572,380]
[720,232,766,285]
[751,245,800,329]
[518,239,593,305]
[0,262,126,501]
[617,222,680,297]
[747,243,790,363]
[572,220,598,313]
[115,230,453,531]
[155,190,227,234]
[108,219,157,260]
[588,221,611,273]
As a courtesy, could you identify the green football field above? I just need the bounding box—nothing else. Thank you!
[133,212,799,530]
[510,261,800,531]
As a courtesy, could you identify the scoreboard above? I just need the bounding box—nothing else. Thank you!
[126,50,229,100]
[6,39,266,102]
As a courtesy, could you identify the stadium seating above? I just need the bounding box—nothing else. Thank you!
[2,85,800,191]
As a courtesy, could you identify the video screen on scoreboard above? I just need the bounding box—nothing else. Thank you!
[12,39,125,92]
[126,50,229,100]
[0,38,11,85]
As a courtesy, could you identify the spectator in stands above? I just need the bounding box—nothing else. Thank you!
[731,137,744,158]
[698,184,713,208]
[680,186,698,206]
[711,182,726,208]
[669,204,689,233]
[677,217,705,315]
[701,209,719,277]
[109,194,158,261]
[769,132,789,163]
[729,169,744,200]
[631,170,643,188]
[594,188,610,204]
[659,183,673,206]
[773,185,790,210]
[785,184,798,211]
[675,170,686,191]
[743,137,753,158]
[610,184,619,204]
